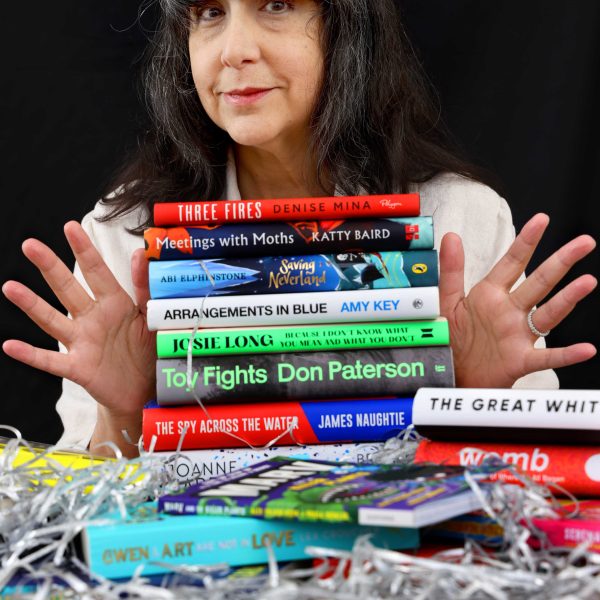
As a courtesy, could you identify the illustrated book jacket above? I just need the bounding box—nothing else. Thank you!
[159,457,498,528]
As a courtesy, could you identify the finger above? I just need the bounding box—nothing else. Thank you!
[63,221,123,301]
[439,233,465,317]
[22,238,95,317]
[485,213,550,290]
[511,235,596,310]
[2,340,74,380]
[2,281,75,345]
[524,343,597,374]
[131,248,150,315]
[525,274,597,334]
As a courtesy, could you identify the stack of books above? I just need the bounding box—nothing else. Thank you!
[83,459,499,579]
[142,194,455,483]
[411,387,600,547]
[412,387,600,496]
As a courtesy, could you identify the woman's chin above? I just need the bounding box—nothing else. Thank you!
[227,129,279,149]
[222,118,291,150]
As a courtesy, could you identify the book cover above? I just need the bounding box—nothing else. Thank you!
[0,438,107,473]
[412,388,600,444]
[0,437,138,489]
[157,442,386,484]
[414,440,600,497]
[153,194,420,226]
[144,217,434,260]
[146,286,440,330]
[143,396,413,450]
[528,501,600,552]
[148,251,439,299]
[81,501,419,579]
[155,347,454,406]
[0,436,143,493]
[159,458,497,529]
[156,320,450,358]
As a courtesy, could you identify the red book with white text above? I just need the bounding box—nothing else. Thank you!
[153,194,420,226]
[414,440,600,497]
[142,397,413,451]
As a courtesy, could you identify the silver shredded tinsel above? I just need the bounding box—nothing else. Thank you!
[1,426,600,598]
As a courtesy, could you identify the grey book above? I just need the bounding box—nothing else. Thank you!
[155,346,454,406]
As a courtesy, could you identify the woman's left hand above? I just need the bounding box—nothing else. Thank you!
[439,213,597,388]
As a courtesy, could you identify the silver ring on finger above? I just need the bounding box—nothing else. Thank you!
[527,307,550,337]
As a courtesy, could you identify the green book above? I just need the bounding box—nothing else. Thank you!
[156,319,449,358]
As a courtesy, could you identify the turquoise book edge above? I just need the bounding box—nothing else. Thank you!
[81,503,419,580]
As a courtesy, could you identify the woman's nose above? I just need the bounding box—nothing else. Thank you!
[220,9,261,69]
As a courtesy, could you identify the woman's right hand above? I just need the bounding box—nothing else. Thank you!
[2,221,156,456]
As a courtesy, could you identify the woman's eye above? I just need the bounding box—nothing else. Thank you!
[263,1,293,14]
[192,4,224,21]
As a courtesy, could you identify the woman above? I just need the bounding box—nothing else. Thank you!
[2,0,596,457]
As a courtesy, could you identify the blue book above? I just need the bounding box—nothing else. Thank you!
[148,251,439,299]
[81,502,418,580]
[0,563,265,596]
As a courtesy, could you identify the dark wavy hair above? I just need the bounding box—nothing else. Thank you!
[100,0,491,230]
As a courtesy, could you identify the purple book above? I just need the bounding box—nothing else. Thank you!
[159,458,498,528]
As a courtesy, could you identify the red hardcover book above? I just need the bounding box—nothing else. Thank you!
[142,397,412,451]
[528,501,600,552]
[143,402,308,451]
[153,194,420,226]
[414,440,600,497]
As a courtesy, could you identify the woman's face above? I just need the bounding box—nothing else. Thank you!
[188,0,323,152]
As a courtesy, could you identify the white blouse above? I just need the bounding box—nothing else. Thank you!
[56,168,559,448]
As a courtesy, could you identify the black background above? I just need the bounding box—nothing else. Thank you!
[1,1,598,444]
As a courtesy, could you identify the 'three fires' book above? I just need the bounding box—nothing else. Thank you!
[159,458,498,528]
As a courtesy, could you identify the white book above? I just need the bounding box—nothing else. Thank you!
[155,442,385,485]
[358,488,485,528]
[413,387,600,444]
[147,287,440,330]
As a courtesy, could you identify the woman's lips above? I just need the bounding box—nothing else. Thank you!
[222,88,273,106]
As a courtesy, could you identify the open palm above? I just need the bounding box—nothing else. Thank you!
[440,214,597,387]
[2,222,156,429]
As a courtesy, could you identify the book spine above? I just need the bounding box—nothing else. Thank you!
[143,397,414,450]
[427,511,505,545]
[147,287,440,330]
[156,320,450,357]
[83,510,419,579]
[155,347,454,406]
[157,442,386,483]
[153,194,420,226]
[144,217,434,260]
[412,388,600,444]
[529,515,600,551]
[148,251,439,299]
[414,440,600,497]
